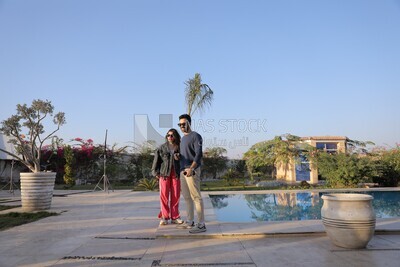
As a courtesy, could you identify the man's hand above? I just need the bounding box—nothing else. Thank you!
[184,168,193,177]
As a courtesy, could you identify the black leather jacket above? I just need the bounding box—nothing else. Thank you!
[151,142,180,178]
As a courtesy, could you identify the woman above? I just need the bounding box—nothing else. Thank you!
[151,128,184,225]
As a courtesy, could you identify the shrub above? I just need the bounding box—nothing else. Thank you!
[299,181,311,188]
[136,178,159,191]
[372,145,400,187]
[311,152,371,188]
[63,145,75,186]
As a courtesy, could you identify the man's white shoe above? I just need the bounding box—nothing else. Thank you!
[176,221,194,229]
[189,223,207,234]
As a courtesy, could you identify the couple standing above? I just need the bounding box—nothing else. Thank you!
[151,114,206,234]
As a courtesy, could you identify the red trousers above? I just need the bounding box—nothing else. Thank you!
[158,170,181,220]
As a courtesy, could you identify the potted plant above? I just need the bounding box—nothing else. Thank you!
[0,99,66,211]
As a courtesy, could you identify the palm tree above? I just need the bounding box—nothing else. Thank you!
[184,73,214,116]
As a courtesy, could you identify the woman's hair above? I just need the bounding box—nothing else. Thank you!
[165,128,181,146]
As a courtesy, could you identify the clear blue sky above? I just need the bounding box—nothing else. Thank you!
[1,0,399,158]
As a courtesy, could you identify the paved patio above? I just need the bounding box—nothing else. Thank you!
[0,190,399,266]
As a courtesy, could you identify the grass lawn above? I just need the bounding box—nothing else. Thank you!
[200,179,324,191]
[53,178,329,192]
[201,180,260,191]
[54,184,134,190]
[0,210,59,231]
[0,205,19,211]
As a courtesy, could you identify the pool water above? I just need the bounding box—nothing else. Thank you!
[209,191,400,222]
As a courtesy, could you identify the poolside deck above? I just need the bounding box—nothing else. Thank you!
[0,189,399,266]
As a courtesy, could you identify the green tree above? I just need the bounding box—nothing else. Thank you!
[202,147,228,179]
[230,159,247,177]
[371,145,400,187]
[243,134,307,179]
[346,138,375,154]
[184,73,214,116]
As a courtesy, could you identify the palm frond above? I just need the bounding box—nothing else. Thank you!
[184,73,214,116]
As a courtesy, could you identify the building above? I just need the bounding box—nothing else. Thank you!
[276,136,348,185]
[0,133,20,183]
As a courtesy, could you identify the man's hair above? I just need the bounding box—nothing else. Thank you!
[179,114,192,124]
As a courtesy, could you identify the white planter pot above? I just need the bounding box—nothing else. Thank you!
[321,193,376,249]
[20,172,56,211]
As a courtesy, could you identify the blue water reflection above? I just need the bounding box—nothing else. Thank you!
[209,191,400,222]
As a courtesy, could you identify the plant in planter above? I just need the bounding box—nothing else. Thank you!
[63,145,75,187]
[0,99,66,211]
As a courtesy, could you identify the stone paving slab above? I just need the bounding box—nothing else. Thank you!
[96,218,159,239]
[159,238,255,266]
[64,237,151,259]
[0,189,400,267]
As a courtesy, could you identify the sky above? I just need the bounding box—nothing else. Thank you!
[1,0,400,159]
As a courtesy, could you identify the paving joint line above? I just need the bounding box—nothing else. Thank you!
[62,256,141,261]
[95,236,156,240]
[332,248,400,252]
[151,260,256,266]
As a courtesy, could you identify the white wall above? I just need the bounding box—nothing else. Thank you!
[0,134,21,182]
[0,134,16,160]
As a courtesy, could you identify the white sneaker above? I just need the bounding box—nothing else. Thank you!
[189,223,207,234]
[159,219,168,225]
[176,221,194,229]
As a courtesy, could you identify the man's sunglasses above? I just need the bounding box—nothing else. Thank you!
[178,123,187,127]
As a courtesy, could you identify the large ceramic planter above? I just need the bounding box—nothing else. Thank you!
[321,193,376,249]
[20,172,56,211]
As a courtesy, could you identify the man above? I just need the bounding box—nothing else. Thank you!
[176,114,206,233]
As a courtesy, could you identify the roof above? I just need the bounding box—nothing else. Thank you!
[300,136,348,141]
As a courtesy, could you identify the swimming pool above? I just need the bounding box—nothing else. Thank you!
[209,191,400,223]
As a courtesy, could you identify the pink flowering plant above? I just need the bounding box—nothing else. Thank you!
[68,137,128,182]
[39,137,128,184]
[70,138,100,180]
[40,138,65,172]
[0,99,66,173]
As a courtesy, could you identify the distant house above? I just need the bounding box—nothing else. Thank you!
[276,136,348,185]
